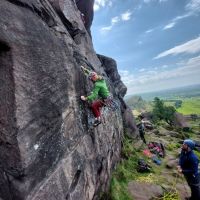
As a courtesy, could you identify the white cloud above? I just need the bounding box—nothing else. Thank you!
[100,10,132,34]
[186,0,200,14]
[100,17,119,34]
[121,10,132,21]
[121,55,200,94]
[94,4,100,11]
[154,36,200,59]
[100,25,112,34]
[94,0,113,11]
[163,13,191,30]
[111,16,120,25]
[145,29,154,33]
[173,13,192,21]
[163,22,176,30]
[163,0,200,30]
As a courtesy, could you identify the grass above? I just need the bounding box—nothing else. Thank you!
[177,98,200,115]
[109,137,142,200]
[109,136,182,200]
[166,143,181,151]
[194,150,200,159]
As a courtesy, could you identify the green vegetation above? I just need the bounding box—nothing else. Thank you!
[126,85,200,116]
[194,150,200,160]
[166,143,180,151]
[109,138,140,200]
[109,135,184,200]
[152,97,176,125]
[122,86,200,200]
[129,84,200,101]
[177,98,200,115]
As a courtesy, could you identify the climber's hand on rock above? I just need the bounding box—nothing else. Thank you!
[81,96,87,101]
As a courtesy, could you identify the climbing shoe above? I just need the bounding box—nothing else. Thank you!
[93,119,101,127]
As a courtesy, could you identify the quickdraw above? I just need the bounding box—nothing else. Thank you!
[102,96,119,111]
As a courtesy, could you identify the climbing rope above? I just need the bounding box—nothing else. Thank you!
[180,174,190,198]
[153,173,180,200]
[136,173,156,183]
[73,50,95,71]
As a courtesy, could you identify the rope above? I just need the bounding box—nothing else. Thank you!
[152,173,180,200]
[180,174,190,198]
[73,50,95,71]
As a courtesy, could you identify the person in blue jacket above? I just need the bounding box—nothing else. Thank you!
[177,139,200,200]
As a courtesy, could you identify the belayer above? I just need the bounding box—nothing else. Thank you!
[137,115,147,144]
[177,139,200,200]
[81,68,111,127]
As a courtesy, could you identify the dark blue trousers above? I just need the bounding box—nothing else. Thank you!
[185,174,200,200]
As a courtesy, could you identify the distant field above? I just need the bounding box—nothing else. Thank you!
[132,110,140,116]
[132,97,200,116]
[177,98,200,115]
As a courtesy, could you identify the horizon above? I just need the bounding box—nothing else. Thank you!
[126,83,200,97]
[125,83,200,99]
[92,0,200,95]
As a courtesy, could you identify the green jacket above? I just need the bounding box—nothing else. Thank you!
[87,79,109,101]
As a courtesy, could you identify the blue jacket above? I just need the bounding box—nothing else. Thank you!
[179,150,199,177]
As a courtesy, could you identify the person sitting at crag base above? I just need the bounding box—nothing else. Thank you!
[81,71,110,127]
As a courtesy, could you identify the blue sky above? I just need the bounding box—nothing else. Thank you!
[91,0,200,95]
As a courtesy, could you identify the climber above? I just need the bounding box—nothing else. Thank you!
[81,69,110,127]
[177,139,200,200]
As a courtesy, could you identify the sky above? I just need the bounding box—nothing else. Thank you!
[91,0,200,95]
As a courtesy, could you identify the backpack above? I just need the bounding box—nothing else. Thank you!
[137,159,151,173]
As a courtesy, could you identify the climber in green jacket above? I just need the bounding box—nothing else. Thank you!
[81,69,110,127]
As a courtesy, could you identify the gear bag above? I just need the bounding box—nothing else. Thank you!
[137,159,151,173]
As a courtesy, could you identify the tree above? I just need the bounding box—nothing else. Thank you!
[152,97,176,125]
[152,97,165,121]
[164,106,176,125]
[174,100,182,108]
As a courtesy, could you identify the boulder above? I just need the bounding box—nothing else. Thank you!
[176,183,191,200]
[165,158,178,169]
[173,112,190,130]
[128,181,163,200]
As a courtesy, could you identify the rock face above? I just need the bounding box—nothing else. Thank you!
[75,0,94,36]
[97,54,138,138]
[173,112,190,130]
[0,0,137,200]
